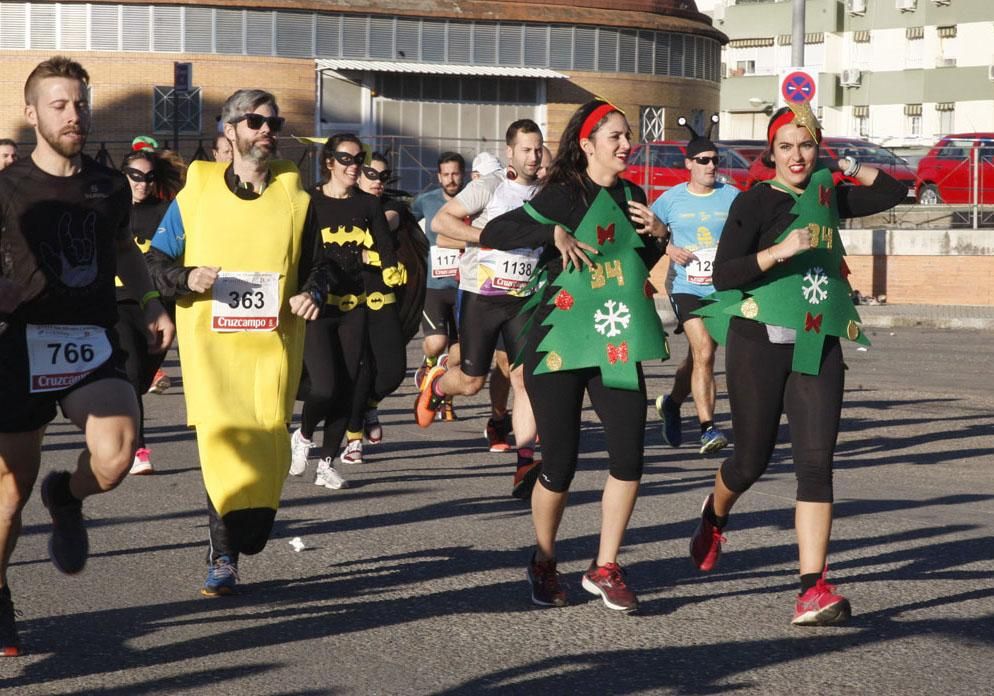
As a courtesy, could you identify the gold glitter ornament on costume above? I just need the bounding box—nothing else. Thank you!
[741,298,759,319]
[545,352,563,371]
[847,320,860,341]
[788,101,822,143]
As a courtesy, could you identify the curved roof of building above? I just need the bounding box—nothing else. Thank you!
[101,0,725,40]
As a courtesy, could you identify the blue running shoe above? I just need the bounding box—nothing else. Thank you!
[656,395,683,448]
[699,426,729,455]
[201,555,239,597]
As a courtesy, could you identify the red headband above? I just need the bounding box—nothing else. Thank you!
[767,109,822,146]
[579,103,618,142]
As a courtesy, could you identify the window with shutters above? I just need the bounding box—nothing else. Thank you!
[637,31,654,74]
[369,17,394,59]
[0,4,27,49]
[905,35,922,68]
[59,4,88,50]
[276,13,313,58]
[473,23,497,65]
[656,33,671,75]
[549,27,573,69]
[499,24,522,66]
[246,11,273,55]
[215,10,243,54]
[152,6,182,53]
[185,8,214,54]
[30,3,56,50]
[342,15,368,58]
[598,29,619,72]
[316,15,341,57]
[153,86,202,134]
[89,5,119,51]
[396,18,420,61]
[447,23,470,63]
[524,26,548,67]
[619,30,636,73]
[421,21,445,62]
[122,6,149,52]
[573,27,596,71]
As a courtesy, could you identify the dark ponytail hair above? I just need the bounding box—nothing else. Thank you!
[121,148,186,201]
[542,100,624,203]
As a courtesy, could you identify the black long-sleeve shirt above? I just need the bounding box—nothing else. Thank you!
[713,170,907,341]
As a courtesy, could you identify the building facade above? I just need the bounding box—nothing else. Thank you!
[702,0,993,148]
[0,0,726,191]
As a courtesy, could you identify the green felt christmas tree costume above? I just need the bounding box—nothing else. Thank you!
[520,185,669,390]
[695,167,869,375]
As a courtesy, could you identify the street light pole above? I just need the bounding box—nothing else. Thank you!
[792,0,806,67]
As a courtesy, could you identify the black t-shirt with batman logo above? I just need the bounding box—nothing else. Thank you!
[0,155,131,328]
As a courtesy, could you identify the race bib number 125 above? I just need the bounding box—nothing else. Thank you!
[211,272,280,332]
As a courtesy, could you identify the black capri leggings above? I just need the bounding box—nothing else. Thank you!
[720,327,844,503]
[300,308,367,459]
[115,300,167,449]
[523,332,647,493]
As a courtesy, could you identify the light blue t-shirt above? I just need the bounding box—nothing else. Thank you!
[652,182,740,297]
[412,187,457,290]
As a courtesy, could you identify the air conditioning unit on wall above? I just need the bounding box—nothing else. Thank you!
[841,69,862,87]
[988,64,994,81]
[847,0,867,15]
[896,0,917,12]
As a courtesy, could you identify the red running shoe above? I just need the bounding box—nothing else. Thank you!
[512,459,541,500]
[414,366,446,428]
[527,553,567,607]
[581,560,638,612]
[689,494,726,572]
[485,414,513,453]
[792,567,852,626]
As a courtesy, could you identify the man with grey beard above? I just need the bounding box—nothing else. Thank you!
[0,56,174,656]
[146,89,332,597]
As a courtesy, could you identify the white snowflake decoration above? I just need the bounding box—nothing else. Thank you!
[594,300,631,338]
[801,266,829,305]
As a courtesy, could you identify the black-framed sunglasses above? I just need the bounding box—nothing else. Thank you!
[229,113,285,133]
[123,167,156,184]
[692,156,720,166]
[332,151,366,167]
[361,166,391,182]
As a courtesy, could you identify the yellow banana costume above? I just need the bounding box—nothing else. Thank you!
[174,160,310,553]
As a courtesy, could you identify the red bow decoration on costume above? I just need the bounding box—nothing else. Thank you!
[819,185,831,207]
[606,342,629,364]
[805,312,823,333]
[555,290,575,311]
[597,223,615,245]
[840,259,850,280]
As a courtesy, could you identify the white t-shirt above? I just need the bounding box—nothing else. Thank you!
[457,176,540,297]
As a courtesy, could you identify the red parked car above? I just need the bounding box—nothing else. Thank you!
[622,141,751,203]
[915,133,994,205]
[746,137,917,198]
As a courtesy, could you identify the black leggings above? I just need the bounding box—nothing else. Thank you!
[300,309,367,459]
[720,328,844,503]
[523,333,647,493]
[115,301,166,448]
[351,304,406,425]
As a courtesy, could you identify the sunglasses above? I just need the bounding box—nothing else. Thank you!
[332,151,367,167]
[692,156,720,166]
[123,167,155,184]
[361,166,391,182]
[229,113,285,133]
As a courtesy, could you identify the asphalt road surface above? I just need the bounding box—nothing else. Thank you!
[2,325,992,695]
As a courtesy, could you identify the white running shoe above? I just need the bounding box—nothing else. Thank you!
[129,448,153,475]
[340,439,363,465]
[314,458,348,489]
[289,428,313,476]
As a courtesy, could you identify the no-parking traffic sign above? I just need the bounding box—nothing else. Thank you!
[778,67,819,110]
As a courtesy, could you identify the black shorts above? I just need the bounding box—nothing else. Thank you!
[457,292,529,377]
[421,287,459,342]
[669,293,708,335]
[0,323,129,433]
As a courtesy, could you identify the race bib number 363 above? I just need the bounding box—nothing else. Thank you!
[211,272,280,332]
[26,324,113,393]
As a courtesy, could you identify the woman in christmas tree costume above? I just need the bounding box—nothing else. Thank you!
[688,103,906,625]
[480,100,670,612]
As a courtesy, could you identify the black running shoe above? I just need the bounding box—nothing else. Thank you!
[0,586,21,657]
[40,470,89,575]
